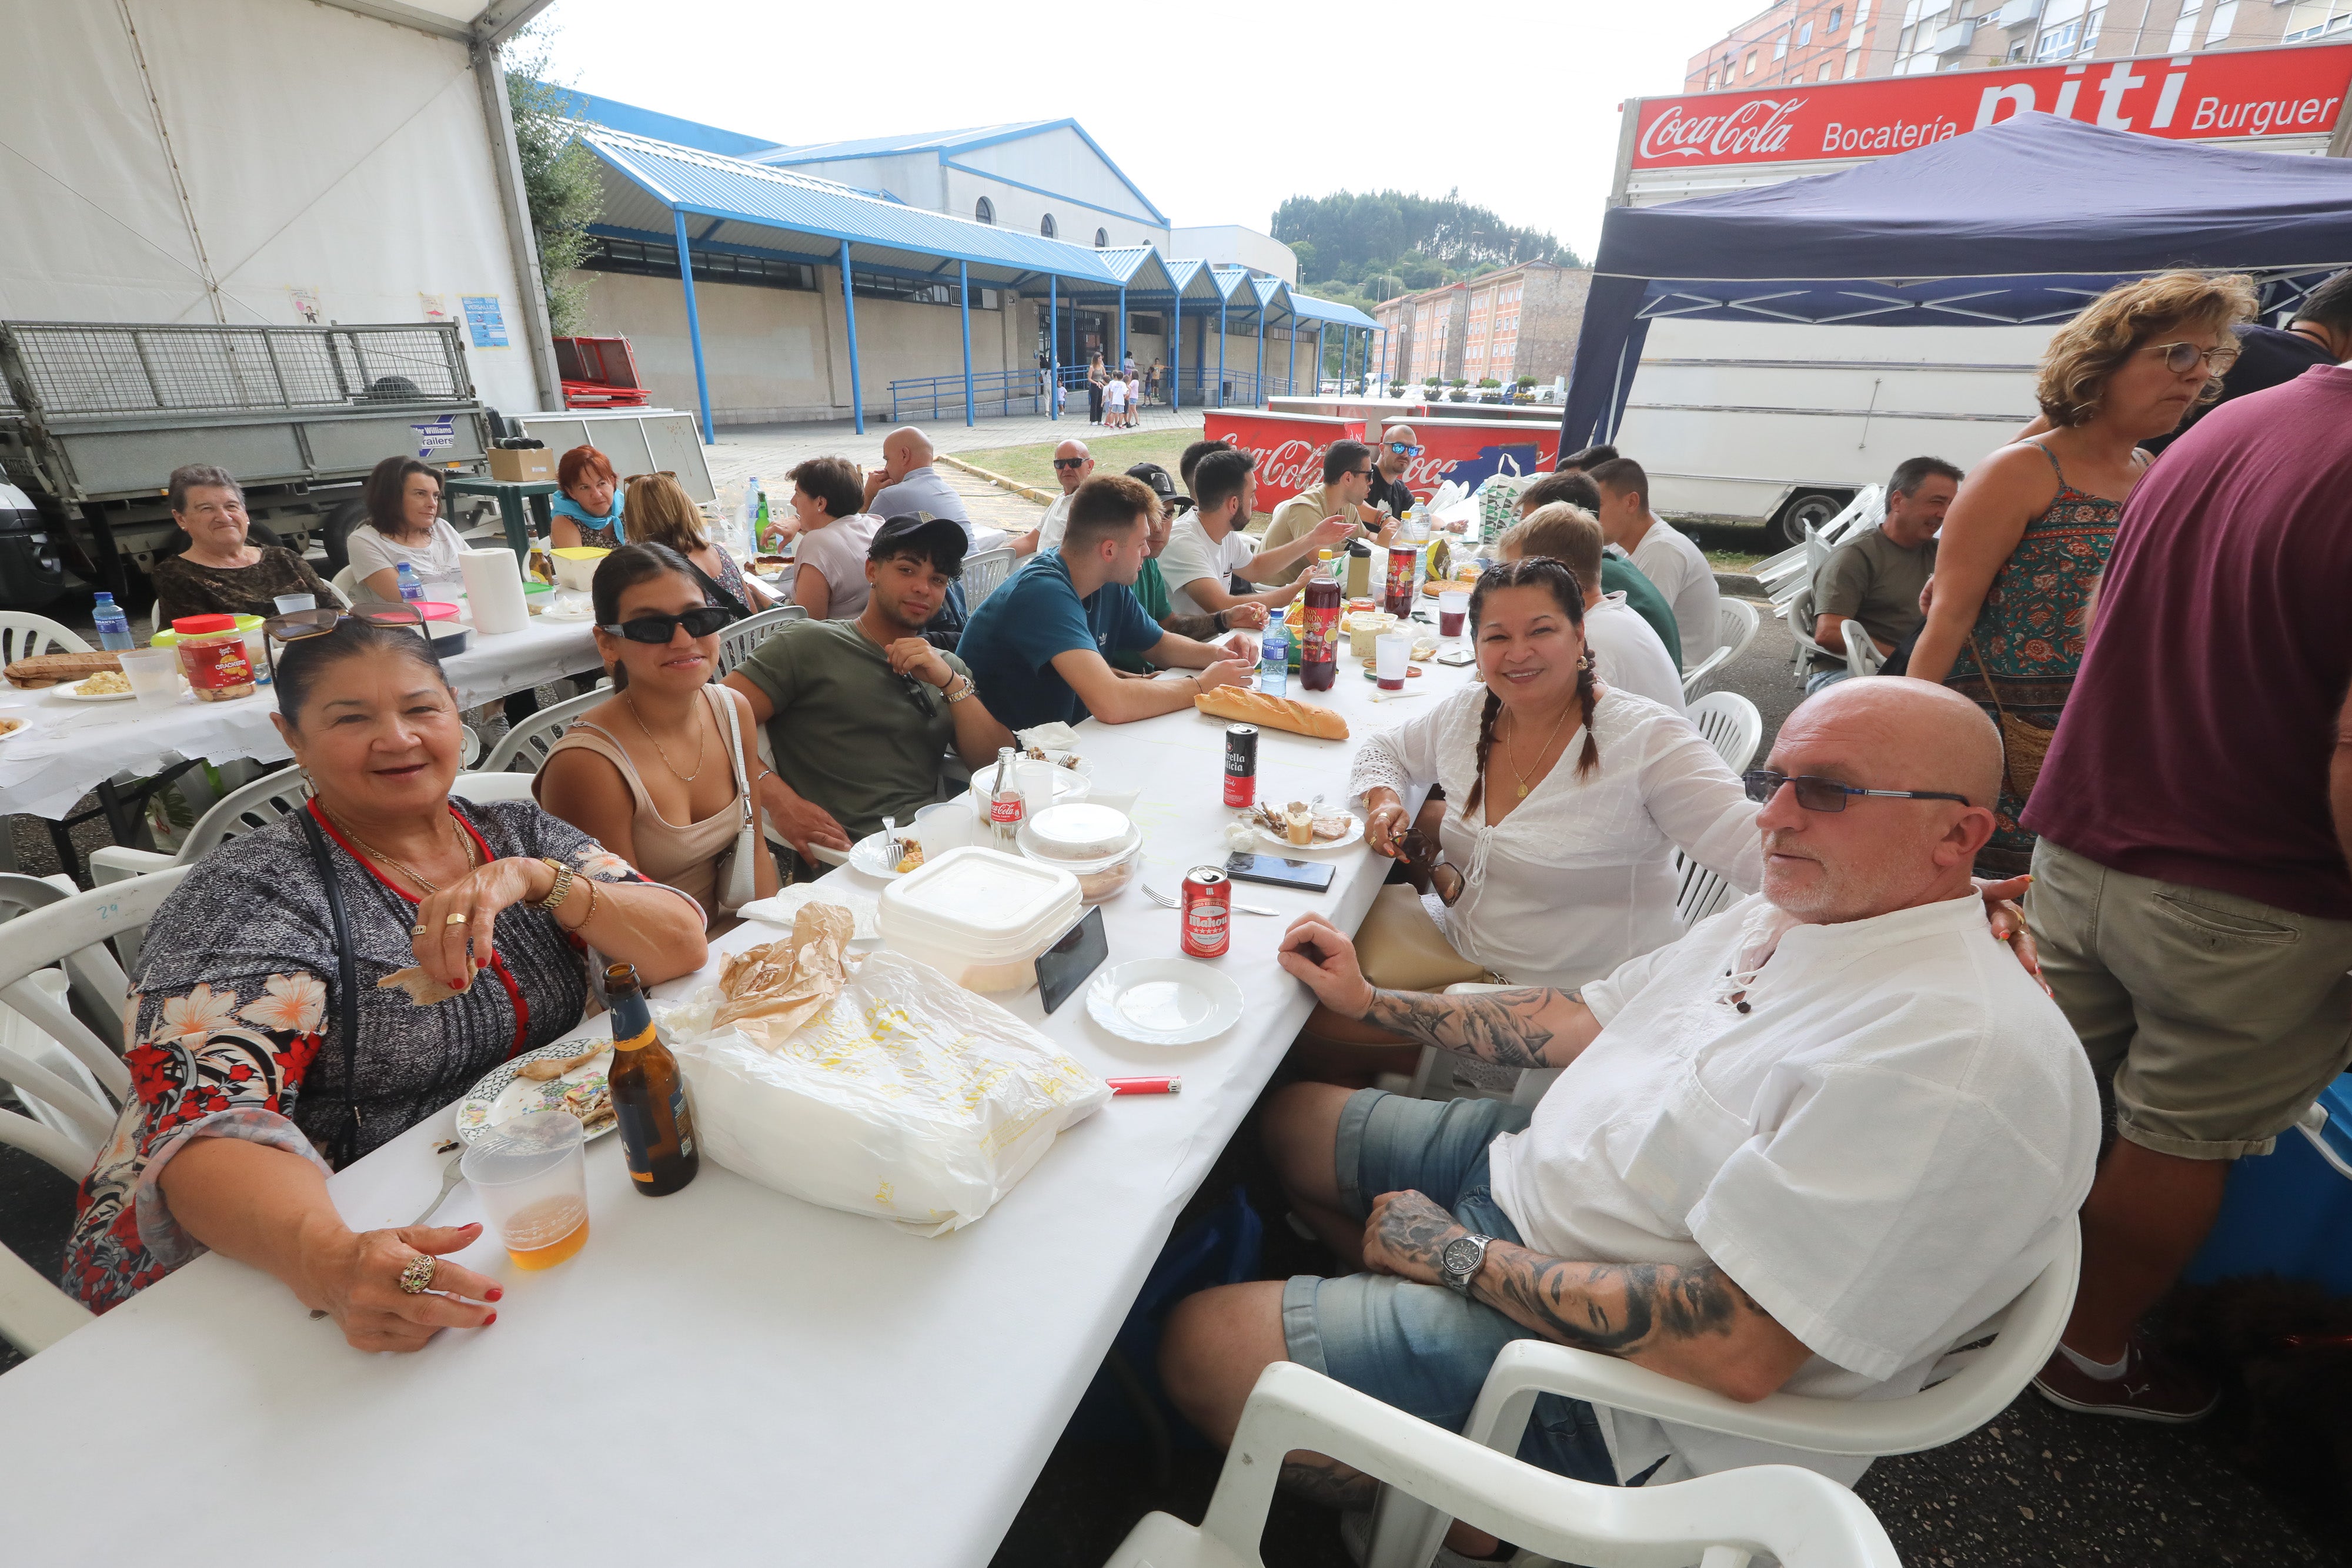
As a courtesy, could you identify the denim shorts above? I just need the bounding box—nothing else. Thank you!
[1279,1089,1629,1486]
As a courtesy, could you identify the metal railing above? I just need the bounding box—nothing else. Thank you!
[887,368,1058,422]
[0,321,472,419]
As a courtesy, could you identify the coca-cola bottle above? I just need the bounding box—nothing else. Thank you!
[1300,551,1341,693]
[989,745,1025,848]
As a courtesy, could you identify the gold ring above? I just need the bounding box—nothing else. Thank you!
[444,912,469,927]
[397,1253,437,1295]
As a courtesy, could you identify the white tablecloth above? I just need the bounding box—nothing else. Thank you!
[0,654,1472,1566]
[0,618,600,820]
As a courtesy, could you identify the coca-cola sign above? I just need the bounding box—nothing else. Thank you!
[1631,41,2352,169]
[1202,411,1559,507]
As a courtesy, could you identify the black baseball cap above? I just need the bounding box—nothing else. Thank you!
[867,512,968,574]
[1125,462,1178,502]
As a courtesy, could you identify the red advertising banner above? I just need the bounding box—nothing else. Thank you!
[1203,410,1559,507]
[1632,42,2352,169]
[1201,412,1364,509]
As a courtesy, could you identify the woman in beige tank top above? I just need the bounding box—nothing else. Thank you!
[535,544,777,924]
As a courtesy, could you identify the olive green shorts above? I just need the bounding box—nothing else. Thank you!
[2030,838,2352,1159]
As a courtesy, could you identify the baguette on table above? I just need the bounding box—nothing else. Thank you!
[5,651,122,689]
[1192,687,1348,741]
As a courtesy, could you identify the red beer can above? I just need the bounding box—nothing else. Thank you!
[1181,867,1232,958]
[1222,723,1258,808]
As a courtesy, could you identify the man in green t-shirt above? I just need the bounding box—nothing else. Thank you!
[725,515,1016,863]
[1514,468,1682,670]
[1111,462,1264,674]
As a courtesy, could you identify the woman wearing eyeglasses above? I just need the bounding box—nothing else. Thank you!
[1310,557,1760,1081]
[535,544,777,924]
[62,611,706,1338]
[1907,271,2258,875]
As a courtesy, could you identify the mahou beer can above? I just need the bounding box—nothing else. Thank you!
[1222,723,1258,808]
[1180,867,1232,958]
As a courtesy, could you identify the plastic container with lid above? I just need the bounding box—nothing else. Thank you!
[169,614,257,703]
[1017,804,1143,905]
[878,847,1083,992]
[968,756,1091,814]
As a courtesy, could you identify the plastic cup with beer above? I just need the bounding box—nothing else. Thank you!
[460,1108,590,1271]
[1375,633,1410,691]
[1438,590,1469,638]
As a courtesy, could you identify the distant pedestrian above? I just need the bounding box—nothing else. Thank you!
[1122,349,1137,376]
[1087,353,1106,424]
[1125,370,1142,422]
[1148,358,1164,401]
[1104,369,1130,429]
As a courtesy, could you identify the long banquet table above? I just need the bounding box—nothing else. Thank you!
[0,648,1474,1566]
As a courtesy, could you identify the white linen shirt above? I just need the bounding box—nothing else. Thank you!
[1158,516,1255,620]
[1585,593,1686,715]
[1035,492,1075,556]
[1630,520,1720,667]
[1486,892,2102,1487]
[1348,684,1759,989]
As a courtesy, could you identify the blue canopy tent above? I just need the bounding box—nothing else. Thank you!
[1559,112,2352,452]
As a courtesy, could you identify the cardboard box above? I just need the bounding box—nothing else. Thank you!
[487,446,555,483]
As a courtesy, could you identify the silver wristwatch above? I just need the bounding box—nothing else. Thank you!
[1439,1233,1494,1296]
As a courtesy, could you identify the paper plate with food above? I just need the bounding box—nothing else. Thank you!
[50,670,136,703]
[848,827,927,879]
[0,715,31,742]
[456,1033,616,1145]
[1244,800,1362,852]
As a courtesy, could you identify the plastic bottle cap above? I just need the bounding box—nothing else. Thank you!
[172,614,239,634]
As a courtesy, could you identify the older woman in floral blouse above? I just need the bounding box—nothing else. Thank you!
[64,613,706,1349]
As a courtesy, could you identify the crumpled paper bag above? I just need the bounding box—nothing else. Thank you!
[714,902,856,1049]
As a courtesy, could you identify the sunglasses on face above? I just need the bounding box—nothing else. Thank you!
[1741,768,1972,813]
[1387,442,1422,457]
[1052,457,1088,471]
[2146,340,2239,376]
[600,606,738,643]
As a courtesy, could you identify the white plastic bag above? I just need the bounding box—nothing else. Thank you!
[662,952,1110,1235]
[1474,456,1531,538]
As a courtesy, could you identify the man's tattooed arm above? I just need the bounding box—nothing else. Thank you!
[1357,985,1598,1070]
[1161,610,1223,641]
[1277,1456,1380,1510]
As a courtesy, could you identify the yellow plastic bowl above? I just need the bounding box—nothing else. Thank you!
[551,546,609,593]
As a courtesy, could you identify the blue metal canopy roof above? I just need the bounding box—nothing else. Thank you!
[757,118,1170,226]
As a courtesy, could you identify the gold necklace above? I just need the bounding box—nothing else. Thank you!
[322,806,475,894]
[623,687,707,783]
[1503,697,1578,800]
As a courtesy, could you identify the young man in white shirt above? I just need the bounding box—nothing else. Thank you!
[1158,448,1355,621]
[1162,679,2097,1545]
[1591,455,1719,669]
[1499,502,1686,715]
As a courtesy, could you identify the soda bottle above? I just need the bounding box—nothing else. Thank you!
[91,593,133,651]
[988,745,1025,847]
[604,962,699,1196]
[1299,551,1341,693]
[1257,621,1289,697]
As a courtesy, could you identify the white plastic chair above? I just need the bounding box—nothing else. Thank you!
[1756,487,1882,597]
[1115,1361,1899,1568]
[1686,692,1764,775]
[1681,644,1733,701]
[1842,619,1888,678]
[479,685,611,773]
[1715,600,1760,674]
[715,604,807,679]
[1673,848,1744,930]
[1365,1223,2078,1568]
[0,864,194,1356]
[0,613,92,667]
[450,770,538,804]
[963,545,1017,609]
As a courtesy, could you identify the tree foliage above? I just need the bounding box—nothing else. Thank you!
[502,23,603,336]
[1272,189,1578,291]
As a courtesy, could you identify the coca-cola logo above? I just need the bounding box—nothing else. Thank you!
[1639,97,1804,161]
[1230,437,1328,494]
[1401,455,1459,490]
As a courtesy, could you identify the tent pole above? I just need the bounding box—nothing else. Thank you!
[838,240,864,437]
[673,210,713,440]
[1048,277,1058,420]
[1286,314,1295,397]
[1118,284,1128,377]
[1255,306,1265,407]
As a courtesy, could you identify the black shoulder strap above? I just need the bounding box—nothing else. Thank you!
[295,807,363,1167]
[686,555,751,620]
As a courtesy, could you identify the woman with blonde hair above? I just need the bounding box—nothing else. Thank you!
[620,471,776,613]
[1907,270,2257,874]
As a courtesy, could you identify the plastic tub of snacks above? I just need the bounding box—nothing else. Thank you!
[878,847,1083,992]
[1017,803,1142,905]
[551,546,610,593]
[168,614,258,703]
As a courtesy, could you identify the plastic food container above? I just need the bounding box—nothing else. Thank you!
[878,847,1083,992]
[968,757,1091,813]
[1017,804,1143,905]
[169,614,257,702]
[149,613,263,650]
[552,546,610,592]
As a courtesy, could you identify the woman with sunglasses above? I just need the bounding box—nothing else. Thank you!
[1310,557,1760,1080]
[1907,271,2257,874]
[535,544,777,924]
[62,611,706,1338]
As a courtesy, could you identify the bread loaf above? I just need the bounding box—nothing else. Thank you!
[1192,687,1349,741]
[5,651,122,689]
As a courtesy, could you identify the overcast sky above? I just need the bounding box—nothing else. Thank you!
[534,0,1763,260]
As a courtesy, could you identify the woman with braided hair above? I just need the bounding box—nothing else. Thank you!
[1305,557,1762,1078]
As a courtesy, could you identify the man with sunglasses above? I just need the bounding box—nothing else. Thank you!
[1013,438,1094,558]
[1256,440,1391,590]
[1162,678,2097,1520]
[724,515,1014,866]
[1365,424,1421,519]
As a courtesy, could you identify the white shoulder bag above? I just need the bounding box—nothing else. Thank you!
[711,685,761,915]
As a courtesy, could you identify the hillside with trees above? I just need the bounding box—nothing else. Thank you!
[1272,189,1579,306]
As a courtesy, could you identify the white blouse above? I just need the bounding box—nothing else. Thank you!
[1349,683,1762,989]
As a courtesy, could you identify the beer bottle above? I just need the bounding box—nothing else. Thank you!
[604,962,699,1196]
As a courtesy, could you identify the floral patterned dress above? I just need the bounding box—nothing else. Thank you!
[1942,443,2123,876]
[63,798,689,1313]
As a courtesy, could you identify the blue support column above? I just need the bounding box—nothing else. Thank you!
[838,240,864,436]
[1217,298,1227,409]
[958,261,975,427]
[1047,276,1058,421]
[1286,318,1296,397]
[1255,308,1265,407]
[1117,285,1128,375]
[673,210,713,439]
[1170,291,1181,412]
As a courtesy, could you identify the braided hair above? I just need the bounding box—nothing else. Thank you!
[1460,555,1600,817]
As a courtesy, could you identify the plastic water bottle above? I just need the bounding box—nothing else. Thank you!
[742,476,761,543]
[395,561,425,604]
[1257,621,1289,697]
[91,592,133,651]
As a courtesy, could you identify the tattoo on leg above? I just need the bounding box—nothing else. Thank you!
[1361,987,1571,1069]
[1279,1455,1380,1511]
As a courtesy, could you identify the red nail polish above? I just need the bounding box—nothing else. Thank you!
[486,1286,503,1302]
[484,1312,497,1326]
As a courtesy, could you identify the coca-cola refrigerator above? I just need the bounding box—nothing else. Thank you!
[1204,408,1558,508]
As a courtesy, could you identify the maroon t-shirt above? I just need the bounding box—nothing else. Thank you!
[2025,365,2352,918]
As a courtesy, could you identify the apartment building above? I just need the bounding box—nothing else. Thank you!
[1685,0,2348,89]
[1373,263,1592,388]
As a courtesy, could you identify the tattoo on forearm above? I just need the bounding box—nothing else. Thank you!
[1279,1456,1380,1511]
[1163,611,1222,640]
[1361,987,1571,1069]
[1481,1255,1763,1357]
